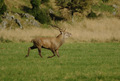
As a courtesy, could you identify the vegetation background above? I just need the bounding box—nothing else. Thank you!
[0,0,120,42]
[0,0,120,81]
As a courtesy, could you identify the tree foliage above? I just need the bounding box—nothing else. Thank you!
[30,0,51,24]
[0,0,7,15]
[0,0,7,23]
[30,0,41,10]
[41,0,50,4]
[35,9,51,24]
[56,0,92,15]
[87,10,97,18]
[102,0,109,3]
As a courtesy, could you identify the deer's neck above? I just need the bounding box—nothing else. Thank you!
[56,33,65,45]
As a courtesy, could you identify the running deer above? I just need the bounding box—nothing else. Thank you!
[25,25,71,58]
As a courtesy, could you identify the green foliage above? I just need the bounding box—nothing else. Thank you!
[30,0,41,9]
[0,4,7,15]
[29,0,51,24]
[102,0,109,3]
[56,0,92,15]
[56,0,70,7]
[0,0,4,8]
[34,9,51,24]
[12,6,24,13]
[0,0,7,15]
[29,8,51,24]
[87,10,97,18]
[41,0,49,4]
[92,3,115,13]
[0,43,120,81]
[0,16,2,23]
[0,0,7,23]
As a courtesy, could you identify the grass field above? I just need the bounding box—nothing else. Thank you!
[0,42,120,81]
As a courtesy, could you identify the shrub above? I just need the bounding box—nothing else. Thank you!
[30,0,51,24]
[0,4,7,15]
[0,0,7,23]
[87,10,97,18]
[0,14,1,23]
[102,0,109,3]
[41,0,49,4]
[35,9,51,24]
[92,3,115,13]
[0,0,7,15]
[30,0,41,9]
[56,0,93,16]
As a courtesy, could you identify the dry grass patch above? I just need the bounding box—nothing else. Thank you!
[0,27,58,42]
[0,17,120,42]
[60,17,120,42]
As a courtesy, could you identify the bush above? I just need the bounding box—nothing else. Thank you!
[30,0,41,9]
[102,0,109,3]
[41,0,49,4]
[0,0,7,15]
[92,3,115,13]
[30,0,51,24]
[56,0,93,16]
[30,8,51,24]
[0,0,7,23]
[0,17,2,23]
[35,9,51,24]
[0,4,7,14]
[87,10,97,18]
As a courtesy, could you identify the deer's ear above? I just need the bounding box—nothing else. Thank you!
[59,29,63,33]
[60,31,63,34]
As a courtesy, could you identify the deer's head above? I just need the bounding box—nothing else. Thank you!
[51,24,72,38]
[59,29,72,38]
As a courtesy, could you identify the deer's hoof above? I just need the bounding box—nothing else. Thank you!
[40,56,43,58]
[25,55,29,57]
[47,56,52,58]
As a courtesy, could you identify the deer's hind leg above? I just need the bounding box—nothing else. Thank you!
[25,46,37,57]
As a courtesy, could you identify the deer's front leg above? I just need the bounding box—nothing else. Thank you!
[38,46,43,58]
[48,50,56,58]
[56,50,60,57]
[25,46,36,57]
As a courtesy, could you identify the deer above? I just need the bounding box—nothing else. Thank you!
[25,25,71,58]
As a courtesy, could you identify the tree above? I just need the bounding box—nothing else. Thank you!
[0,0,7,22]
[102,0,109,3]
[41,0,49,4]
[30,0,51,24]
[30,0,41,10]
[35,9,51,24]
[0,0,7,15]
[56,0,92,16]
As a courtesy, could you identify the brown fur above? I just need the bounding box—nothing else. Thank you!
[25,29,71,58]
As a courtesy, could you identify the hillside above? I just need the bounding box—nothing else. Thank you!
[2,0,120,22]
[4,0,120,13]
[0,0,120,42]
[4,0,31,13]
[3,0,120,20]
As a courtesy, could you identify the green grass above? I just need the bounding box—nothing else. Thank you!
[92,3,115,13]
[11,6,24,13]
[0,43,120,81]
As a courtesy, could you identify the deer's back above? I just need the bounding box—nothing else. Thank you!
[32,37,60,50]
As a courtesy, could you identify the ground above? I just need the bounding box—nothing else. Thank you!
[0,42,120,81]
